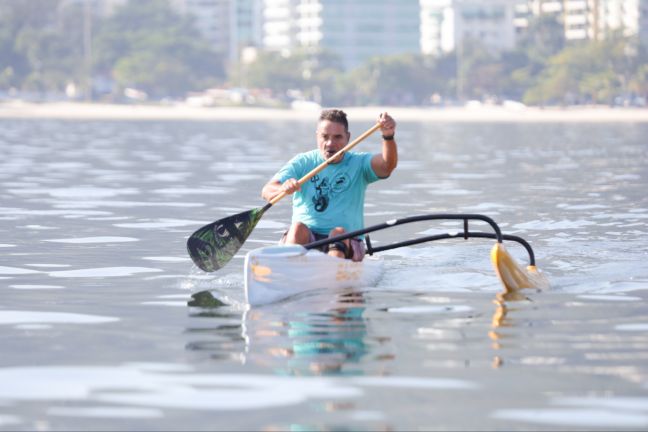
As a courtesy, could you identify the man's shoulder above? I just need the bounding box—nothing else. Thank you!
[347,151,371,158]
[292,149,321,164]
[346,151,373,164]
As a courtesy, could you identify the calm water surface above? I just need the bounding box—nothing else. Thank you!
[1,118,647,431]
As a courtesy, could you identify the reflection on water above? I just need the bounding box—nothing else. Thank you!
[490,287,537,369]
[1,119,648,430]
[246,292,376,376]
[187,291,383,376]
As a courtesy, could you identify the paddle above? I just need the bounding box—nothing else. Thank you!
[187,122,382,272]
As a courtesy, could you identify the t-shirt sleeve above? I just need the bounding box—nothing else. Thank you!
[273,154,303,183]
[362,152,381,183]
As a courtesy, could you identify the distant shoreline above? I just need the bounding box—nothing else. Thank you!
[1,100,648,123]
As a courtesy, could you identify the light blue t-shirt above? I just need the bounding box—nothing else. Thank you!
[273,150,382,235]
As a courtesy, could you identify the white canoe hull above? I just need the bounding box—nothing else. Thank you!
[244,245,383,306]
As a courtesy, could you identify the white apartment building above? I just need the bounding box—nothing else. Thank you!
[420,0,518,56]
[262,0,421,70]
[642,0,648,43]
[263,0,298,52]
[601,0,647,40]
[170,0,262,62]
[515,0,647,42]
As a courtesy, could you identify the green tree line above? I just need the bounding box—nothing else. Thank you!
[0,0,223,99]
[1,0,646,106]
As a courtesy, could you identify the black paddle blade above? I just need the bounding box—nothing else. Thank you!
[187,207,266,272]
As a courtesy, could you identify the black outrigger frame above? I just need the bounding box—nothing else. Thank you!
[304,213,537,266]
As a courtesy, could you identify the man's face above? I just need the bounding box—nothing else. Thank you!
[316,120,350,164]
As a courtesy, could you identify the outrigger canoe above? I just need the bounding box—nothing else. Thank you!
[244,213,549,306]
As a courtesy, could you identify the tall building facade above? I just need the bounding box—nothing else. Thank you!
[601,0,648,42]
[515,0,647,43]
[262,0,298,52]
[641,0,648,44]
[262,0,421,69]
[420,0,518,56]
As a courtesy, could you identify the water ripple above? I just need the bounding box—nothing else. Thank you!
[49,267,162,278]
[0,311,119,325]
[0,363,477,411]
[44,236,139,244]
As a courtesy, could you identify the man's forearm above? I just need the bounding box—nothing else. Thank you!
[382,137,398,173]
[261,180,282,202]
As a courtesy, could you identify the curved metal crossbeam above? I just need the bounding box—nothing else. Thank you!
[303,213,537,266]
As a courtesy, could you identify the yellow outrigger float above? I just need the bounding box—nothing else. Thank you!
[243,213,549,306]
[491,242,550,292]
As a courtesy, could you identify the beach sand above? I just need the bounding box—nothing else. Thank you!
[1,100,647,122]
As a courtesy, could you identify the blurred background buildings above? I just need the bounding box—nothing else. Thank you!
[2,0,647,105]
[77,0,648,70]
[165,0,648,67]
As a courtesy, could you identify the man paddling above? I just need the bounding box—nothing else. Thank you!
[261,109,397,261]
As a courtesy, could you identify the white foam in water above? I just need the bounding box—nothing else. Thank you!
[9,285,64,290]
[8,186,139,199]
[593,212,648,221]
[142,292,191,306]
[380,262,499,292]
[556,203,609,211]
[555,396,648,412]
[462,202,519,211]
[616,323,648,332]
[47,406,162,419]
[0,209,111,217]
[513,219,597,230]
[0,311,119,325]
[577,294,642,302]
[141,301,187,307]
[0,363,477,411]
[44,237,139,244]
[387,305,473,314]
[256,219,287,229]
[352,376,478,390]
[0,244,16,248]
[0,415,20,427]
[14,324,52,330]
[0,266,40,275]
[55,200,204,209]
[21,225,58,230]
[492,408,648,428]
[428,189,475,196]
[114,219,204,229]
[152,187,231,195]
[142,256,189,263]
[49,267,163,278]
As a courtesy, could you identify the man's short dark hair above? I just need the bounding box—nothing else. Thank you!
[319,109,348,131]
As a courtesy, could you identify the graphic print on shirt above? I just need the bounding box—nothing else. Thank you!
[310,172,351,212]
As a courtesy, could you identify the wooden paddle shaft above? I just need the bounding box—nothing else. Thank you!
[269,122,381,205]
